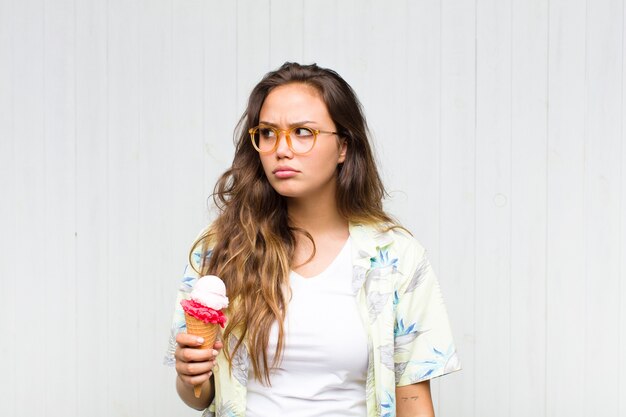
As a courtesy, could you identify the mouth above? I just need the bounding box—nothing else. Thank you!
[272,166,298,174]
[272,167,299,178]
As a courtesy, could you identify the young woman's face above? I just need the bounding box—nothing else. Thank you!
[257,83,347,200]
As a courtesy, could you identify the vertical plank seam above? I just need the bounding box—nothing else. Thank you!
[42,0,48,410]
[619,0,625,409]
[72,0,78,411]
[544,1,551,416]
[136,0,142,406]
[473,0,479,415]
[73,0,79,410]
[162,0,174,412]
[433,0,442,412]
[202,0,206,208]
[582,0,589,412]
[105,0,111,413]
[301,0,305,60]
[508,1,513,416]
[9,0,16,412]
[235,0,239,108]
[166,0,170,408]
[267,0,271,68]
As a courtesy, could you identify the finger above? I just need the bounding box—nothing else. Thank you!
[177,346,216,363]
[176,332,206,348]
[176,358,216,377]
[180,370,213,388]
[213,340,224,350]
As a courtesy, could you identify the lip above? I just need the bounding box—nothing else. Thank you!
[272,166,299,178]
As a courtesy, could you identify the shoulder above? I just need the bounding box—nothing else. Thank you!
[388,227,426,258]
[188,224,216,271]
[349,221,428,276]
[349,221,426,257]
[384,227,428,283]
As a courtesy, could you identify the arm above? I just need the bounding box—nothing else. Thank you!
[174,333,223,410]
[176,373,214,411]
[393,239,460,417]
[396,380,435,417]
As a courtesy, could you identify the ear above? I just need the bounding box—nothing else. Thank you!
[338,139,348,164]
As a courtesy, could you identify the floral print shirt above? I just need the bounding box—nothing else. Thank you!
[164,222,461,417]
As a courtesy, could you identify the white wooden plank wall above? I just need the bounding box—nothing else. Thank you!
[438,0,475,415]
[510,1,548,416]
[0,1,624,416]
[75,0,107,414]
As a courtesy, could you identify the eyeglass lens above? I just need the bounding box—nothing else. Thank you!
[252,126,316,153]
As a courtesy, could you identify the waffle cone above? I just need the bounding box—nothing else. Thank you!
[184,312,220,398]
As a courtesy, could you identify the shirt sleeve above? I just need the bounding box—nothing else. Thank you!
[163,231,210,366]
[393,239,461,386]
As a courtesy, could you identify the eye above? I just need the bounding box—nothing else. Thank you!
[258,127,276,138]
[293,127,314,137]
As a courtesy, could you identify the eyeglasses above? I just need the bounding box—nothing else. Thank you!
[249,125,338,155]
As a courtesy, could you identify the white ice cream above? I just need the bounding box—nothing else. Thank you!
[190,275,229,310]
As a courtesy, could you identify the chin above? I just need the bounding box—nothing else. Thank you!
[268,181,304,199]
[272,187,302,198]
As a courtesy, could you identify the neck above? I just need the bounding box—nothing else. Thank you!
[287,194,348,238]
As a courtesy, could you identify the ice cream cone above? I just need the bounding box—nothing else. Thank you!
[184,312,220,398]
[180,275,229,399]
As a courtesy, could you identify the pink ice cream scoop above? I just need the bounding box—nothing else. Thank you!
[181,275,229,327]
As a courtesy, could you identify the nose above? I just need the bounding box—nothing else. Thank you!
[274,130,293,158]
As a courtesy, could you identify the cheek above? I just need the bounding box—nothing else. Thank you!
[259,155,272,173]
[310,147,341,171]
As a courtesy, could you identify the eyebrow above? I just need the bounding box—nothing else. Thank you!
[258,120,315,128]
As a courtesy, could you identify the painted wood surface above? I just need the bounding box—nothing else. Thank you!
[0,1,624,416]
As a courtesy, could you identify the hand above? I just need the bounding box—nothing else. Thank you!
[174,333,223,390]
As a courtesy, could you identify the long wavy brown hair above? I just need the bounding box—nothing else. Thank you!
[190,62,396,385]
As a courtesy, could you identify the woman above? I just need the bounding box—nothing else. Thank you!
[164,62,461,417]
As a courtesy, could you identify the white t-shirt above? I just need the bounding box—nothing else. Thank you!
[246,237,368,417]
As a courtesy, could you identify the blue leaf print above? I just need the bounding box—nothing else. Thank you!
[192,252,202,264]
[180,268,197,292]
[379,390,395,417]
[394,318,425,348]
[177,265,199,293]
[419,366,436,379]
[414,344,456,380]
[393,290,400,307]
[394,318,412,337]
[192,249,213,266]
[370,247,398,270]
